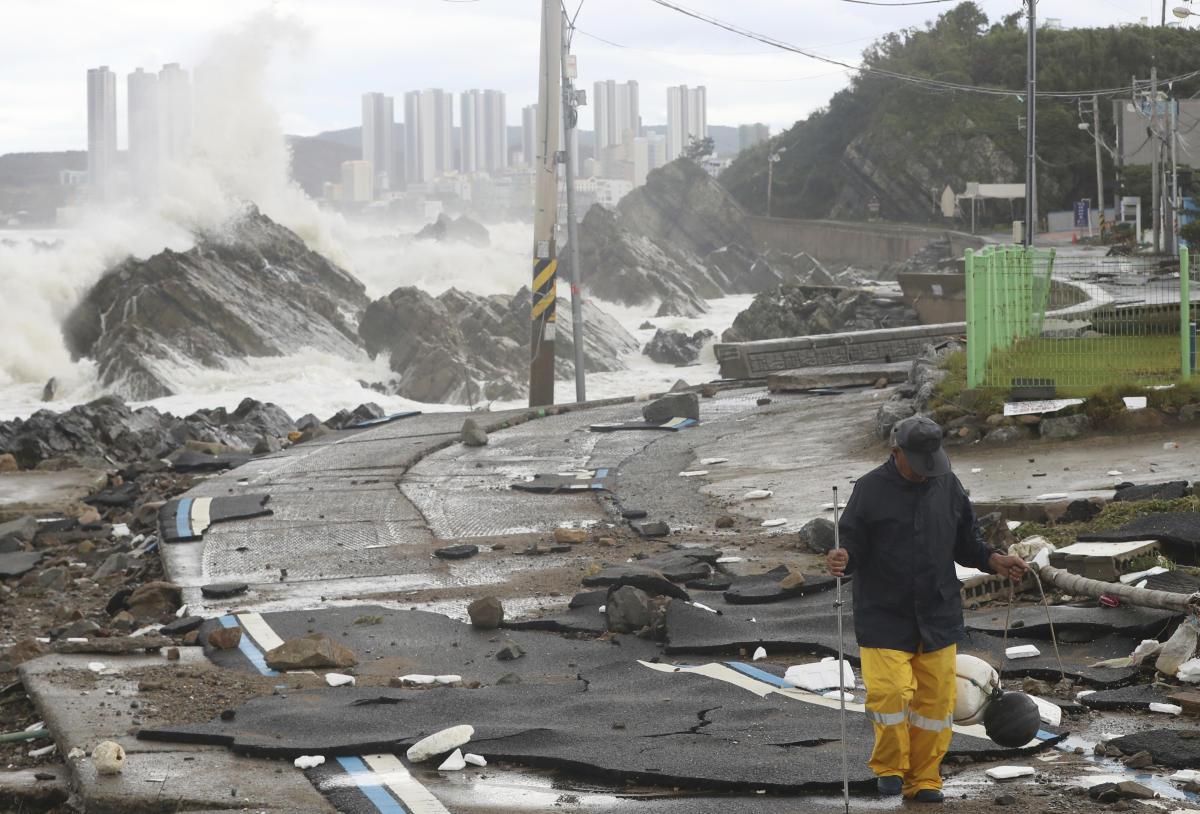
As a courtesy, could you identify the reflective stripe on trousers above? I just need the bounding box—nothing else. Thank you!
[860,644,957,796]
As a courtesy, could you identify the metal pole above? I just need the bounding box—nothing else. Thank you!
[561,12,586,403]
[767,153,774,217]
[1094,95,1105,237]
[1171,98,1179,256]
[832,485,850,814]
[529,0,562,406]
[1023,0,1037,248]
[1152,66,1161,254]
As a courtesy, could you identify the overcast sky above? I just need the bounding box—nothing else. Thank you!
[0,0,1170,153]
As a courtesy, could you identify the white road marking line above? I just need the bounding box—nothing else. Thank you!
[361,752,452,814]
[236,612,285,652]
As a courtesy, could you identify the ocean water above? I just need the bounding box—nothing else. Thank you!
[0,221,751,423]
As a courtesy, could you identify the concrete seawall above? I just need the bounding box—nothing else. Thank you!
[744,217,989,268]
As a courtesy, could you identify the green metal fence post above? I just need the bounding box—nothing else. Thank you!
[1183,245,1191,382]
[966,248,978,388]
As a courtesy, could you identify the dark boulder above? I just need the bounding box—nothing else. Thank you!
[415,213,490,246]
[643,328,714,366]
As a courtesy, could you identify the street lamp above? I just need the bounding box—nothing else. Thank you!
[1173,5,1199,18]
[766,146,785,218]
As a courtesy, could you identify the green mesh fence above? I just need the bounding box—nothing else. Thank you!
[966,245,1195,393]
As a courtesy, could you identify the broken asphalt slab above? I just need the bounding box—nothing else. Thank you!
[965,604,1180,641]
[510,468,616,493]
[1108,729,1200,768]
[1079,684,1174,711]
[139,658,1063,793]
[158,494,272,543]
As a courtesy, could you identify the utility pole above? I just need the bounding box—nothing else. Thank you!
[1093,95,1105,236]
[1151,65,1160,254]
[1023,0,1037,248]
[1170,97,1179,255]
[529,0,562,406]
[561,11,586,403]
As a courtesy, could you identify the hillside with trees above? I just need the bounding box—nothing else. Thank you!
[720,3,1200,229]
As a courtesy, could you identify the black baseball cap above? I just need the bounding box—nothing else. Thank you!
[891,416,951,477]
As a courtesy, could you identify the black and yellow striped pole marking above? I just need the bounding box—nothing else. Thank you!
[529,246,557,406]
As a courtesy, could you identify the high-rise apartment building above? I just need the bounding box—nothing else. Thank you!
[521,102,579,176]
[158,63,191,164]
[404,89,453,186]
[666,85,707,161]
[593,80,640,153]
[361,92,395,195]
[460,89,507,174]
[87,66,117,199]
[739,123,770,152]
[127,68,159,196]
[341,160,374,203]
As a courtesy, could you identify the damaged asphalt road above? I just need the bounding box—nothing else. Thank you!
[13,386,1200,813]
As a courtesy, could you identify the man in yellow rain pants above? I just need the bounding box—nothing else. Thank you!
[826,416,1028,803]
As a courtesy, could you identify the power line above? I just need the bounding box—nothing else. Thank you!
[645,0,1200,102]
[840,0,954,5]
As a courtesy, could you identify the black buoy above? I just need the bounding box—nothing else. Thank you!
[983,691,1041,748]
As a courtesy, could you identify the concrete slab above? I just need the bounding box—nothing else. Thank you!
[1080,513,1200,564]
[18,650,334,813]
[966,632,1142,687]
[0,468,108,522]
[767,361,910,392]
[1108,729,1200,768]
[722,568,835,604]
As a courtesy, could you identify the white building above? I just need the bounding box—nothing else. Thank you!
[404,89,454,186]
[593,79,640,153]
[86,66,117,199]
[460,89,507,174]
[361,92,395,196]
[667,84,707,161]
[158,63,191,164]
[522,102,579,176]
[630,134,668,188]
[127,68,159,196]
[341,160,374,203]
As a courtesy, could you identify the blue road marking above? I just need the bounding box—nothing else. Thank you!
[219,615,278,676]
[725,661,797,688]
[335,757,409,813]
[595,469,608,477]
[174,498,193,540]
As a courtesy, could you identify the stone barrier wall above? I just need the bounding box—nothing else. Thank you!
[744,217,990,269]
[715,323,966,379]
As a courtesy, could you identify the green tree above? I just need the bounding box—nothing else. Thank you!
[685,136,715,162]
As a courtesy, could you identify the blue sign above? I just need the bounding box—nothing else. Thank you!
[1073,201,1089,228]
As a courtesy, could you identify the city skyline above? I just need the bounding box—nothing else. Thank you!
[1,1,1163,155]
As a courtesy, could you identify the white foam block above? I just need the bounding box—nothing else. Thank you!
[783,660,855,691]
[986,765,1034,780]
[1005,644,1041,659]
[1150,702,1182,714]
[1029,695,1061,727]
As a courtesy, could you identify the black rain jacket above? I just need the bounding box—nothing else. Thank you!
[836,457,999,653]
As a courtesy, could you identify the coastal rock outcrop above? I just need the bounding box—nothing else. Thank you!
[62,205,370,400]
[577,159,781,317]
[359,285,639,404]
[721,285,921,343]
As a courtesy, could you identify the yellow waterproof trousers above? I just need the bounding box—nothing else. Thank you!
[860,644,956,797]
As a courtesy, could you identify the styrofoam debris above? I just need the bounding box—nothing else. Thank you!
[753,647,767,661]
[1176,657,1200,682]
[1029,695,1062,727]
[1170,769,1200,783]
[743,489,773,500]
[1130,639,1164,666]
[693,602,718,613]
[700,458,729,465]
[986,765,1035,780]
[464,752,487,767]
[1123,396,1147,410]
[1164,441,1180,450]
[1006,520,1022,530]
[92,741,125,774]
[760,518,787,527]
[1107,470,1123,476]
[407,724,474,763]
[435,675,461,685]
[399,674,437,685]
[25,721,44,732]
[438,748,467,771]
[822,690,855,702]
[87,662,106,673]
[1121,565,1169,584]
[67,747,86,759]
[597,605,606,613]
[175,604,188,618]
[970,468,982,473]
[1150,702,1183,714]
[28,744,55,757]
[294,755,326,769]
[325,673,355,687]
[783,660,855,691]
[1005,644,1041,659]
[716,556,743,563]
[679,470,708,477]
[1034,492,1068,501]
[66,637,88,643]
